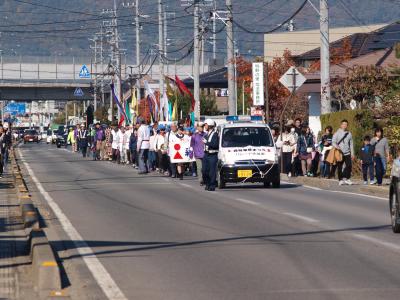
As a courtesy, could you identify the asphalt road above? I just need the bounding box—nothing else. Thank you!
[19,142,400,300]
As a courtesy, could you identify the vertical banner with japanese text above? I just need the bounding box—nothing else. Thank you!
[252,62,264,106]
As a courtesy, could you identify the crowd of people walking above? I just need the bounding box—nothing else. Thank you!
[55,116,392,187]
[2,116,392,187]
[61,118,220,191]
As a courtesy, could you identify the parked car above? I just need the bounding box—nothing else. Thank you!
[46,129,58,144]
[390,158,400,233]
[23,129,39,144]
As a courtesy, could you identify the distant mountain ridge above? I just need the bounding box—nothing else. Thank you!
[0,0,398,60]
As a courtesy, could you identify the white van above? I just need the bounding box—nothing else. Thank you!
[217,118,280,188]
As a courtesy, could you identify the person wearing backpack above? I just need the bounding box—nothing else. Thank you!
[332,119,354,185]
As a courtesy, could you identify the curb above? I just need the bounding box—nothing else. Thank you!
[29,229,62,298]
[11,148,67,299]
[281,173,389,198]
[11,155,39,229]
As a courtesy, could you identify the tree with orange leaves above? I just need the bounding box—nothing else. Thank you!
[236,50,308,122]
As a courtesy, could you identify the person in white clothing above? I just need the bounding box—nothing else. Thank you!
[124,127,132,164]
[148,130,157,171]
[165,123,178,177]
[137,119,151,174]
[168,126,191,180]
[117,127,126,164]
[155,127,168,174]
[277,125,296,177]
[111,126,119,162]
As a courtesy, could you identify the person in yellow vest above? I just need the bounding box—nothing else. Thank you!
[67,128,76,151]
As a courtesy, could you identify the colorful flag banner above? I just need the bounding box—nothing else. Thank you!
[144,80,159,122]
[111,83,131,125]
[125,101,132,125]
[175,75,195,112]
[162,91,170,122]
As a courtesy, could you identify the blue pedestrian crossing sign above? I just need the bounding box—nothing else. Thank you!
[74,87,84,97]
[79,64,91,79]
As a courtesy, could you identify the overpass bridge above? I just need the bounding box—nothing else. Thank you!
[0,80,94,101]
[0,56,206,102]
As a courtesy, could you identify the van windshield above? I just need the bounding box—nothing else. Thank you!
[25,130,37,135]
[222,127,274,148]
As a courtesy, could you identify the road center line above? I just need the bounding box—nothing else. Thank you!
[234,198,262,206]
[18,148,127,300]
[179,183,196,189]
[352,234,400,252]
[303,185,323,191]
[283,213,319,223]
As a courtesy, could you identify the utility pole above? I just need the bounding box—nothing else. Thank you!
[102,1,122,122]
[164,9,168,75]
[193,2,201,121]
[226,0,236,116]
[212,0,217,65]
[90,36,99,113]
[158,0,165,121]
[320,0,331,114]
[114,0,122,122]
[136,0,141,108]
[124,0,142,118]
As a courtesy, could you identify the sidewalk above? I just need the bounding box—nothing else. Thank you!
[282,174,390,198]
[0,170,35,299]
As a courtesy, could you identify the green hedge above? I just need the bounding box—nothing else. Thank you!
[320,109,374,158]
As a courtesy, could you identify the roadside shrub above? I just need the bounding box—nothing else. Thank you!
[320,110,374,158]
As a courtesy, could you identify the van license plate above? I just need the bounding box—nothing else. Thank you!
[238,170,252,178]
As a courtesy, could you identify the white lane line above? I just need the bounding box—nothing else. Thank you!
[18,149,127,300]
[283,181,387,201]
[352,234,400,252]
[281,181,296,185]
[329,190,387,201]
[283,213,319,223]
[179,183,196,190]
[234,198,262,206]
[52,182,169,188]
[303,185,323,191]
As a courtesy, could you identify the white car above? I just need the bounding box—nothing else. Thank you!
[46,129,56,144]
[217,116,280,189]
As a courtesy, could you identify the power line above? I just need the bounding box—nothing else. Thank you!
[232,0,308,34]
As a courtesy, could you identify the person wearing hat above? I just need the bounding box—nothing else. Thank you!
[94,123,106,161]
[202,119,219,191]
[155,126,168,174]
[170,126,188,180]
[191,122,206,184]
[77,124,89,158]
[165,123,178,178]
